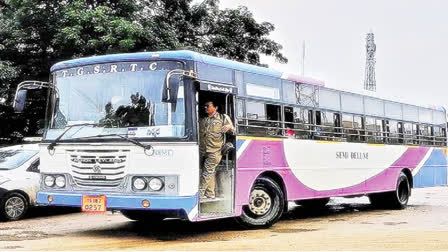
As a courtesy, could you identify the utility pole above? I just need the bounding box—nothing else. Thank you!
[301,41,306,76]
[364,32,377,92]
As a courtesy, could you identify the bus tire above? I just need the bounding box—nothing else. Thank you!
[388,172,411,209]
[295,198,330,209]
[369,172,411,209]
[236,177,285,229]
[120,210,164,223]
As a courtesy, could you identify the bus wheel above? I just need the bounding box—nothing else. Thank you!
[295,198,330,209]
[237,177,285,229]
[389,172,411,209]
[369,172,411,209]
[120,210,164,223]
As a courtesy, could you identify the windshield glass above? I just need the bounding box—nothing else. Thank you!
[45,61,185,140]
[0,150,38,170]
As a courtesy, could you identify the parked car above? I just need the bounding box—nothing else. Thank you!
[0,144,40,221]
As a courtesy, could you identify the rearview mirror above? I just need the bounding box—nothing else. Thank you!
[13,81,53,113]
[162,74,181,104]
[162,70,196,104]
[13,89,27,112]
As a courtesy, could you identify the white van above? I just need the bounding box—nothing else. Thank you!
[0,144,40,221]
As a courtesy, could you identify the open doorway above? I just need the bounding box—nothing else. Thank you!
[197,90,236,217]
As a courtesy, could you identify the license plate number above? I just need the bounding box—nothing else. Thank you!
[82,195,106,213]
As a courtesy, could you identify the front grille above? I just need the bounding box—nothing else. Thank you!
[67,149,129,187]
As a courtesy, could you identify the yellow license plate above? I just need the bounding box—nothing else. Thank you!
[81,195,106,213]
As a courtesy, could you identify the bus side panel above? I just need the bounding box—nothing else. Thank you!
[235,137,447,209]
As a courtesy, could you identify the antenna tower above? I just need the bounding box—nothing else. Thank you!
[364,32,376,92]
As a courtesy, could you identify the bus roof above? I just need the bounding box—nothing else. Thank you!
[50,50,325,87]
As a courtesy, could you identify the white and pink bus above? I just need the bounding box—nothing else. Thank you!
[24,51,447,228]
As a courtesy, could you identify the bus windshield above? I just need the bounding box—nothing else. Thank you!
[45,61,185,141]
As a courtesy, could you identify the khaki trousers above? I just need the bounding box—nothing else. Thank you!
[199,151,222,198]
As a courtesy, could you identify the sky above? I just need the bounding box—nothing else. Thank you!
[217,0,448,109]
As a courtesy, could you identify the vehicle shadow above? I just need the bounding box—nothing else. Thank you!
[25,206,80,219]
[78,201,393,241]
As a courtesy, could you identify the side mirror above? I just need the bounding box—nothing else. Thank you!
[162,74,181,104]
[162,70,196,104]
[13,89,27,112]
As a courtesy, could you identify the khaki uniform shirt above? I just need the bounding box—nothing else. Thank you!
[199,112,234,154]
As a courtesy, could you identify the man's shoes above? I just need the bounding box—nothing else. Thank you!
[200,195,216,201]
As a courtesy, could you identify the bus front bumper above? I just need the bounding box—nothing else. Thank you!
[36,191,198,214]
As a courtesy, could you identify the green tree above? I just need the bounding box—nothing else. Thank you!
[0,0,287,140]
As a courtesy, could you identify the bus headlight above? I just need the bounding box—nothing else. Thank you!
[148,177,163,191]
[55,176,66,188]
[44,175,55,187]
[133,177,147,190]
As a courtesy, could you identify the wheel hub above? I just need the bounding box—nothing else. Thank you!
[249,189,272,216]
[5,196,25,219]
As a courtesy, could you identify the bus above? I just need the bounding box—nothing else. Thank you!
[25,50,447,228]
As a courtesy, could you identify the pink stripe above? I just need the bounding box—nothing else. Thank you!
[235,144,430,207]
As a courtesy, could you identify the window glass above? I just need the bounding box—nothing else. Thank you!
[27,160,40,173]
[385,102,402,120]
[365,117,381,143]
[365,97,384,117]
[197,62,233,84]
[282,80,296,104]
[246,101,267,136]
[319,88,340,111]
[317,111,341,140]
[285,107,313,139]
[341,93,363,114]
[403,123,414,144]
[354,116,363,129]
[342,114,354,129]
[0,150,37,170]
[403,105,419,122]
[419,108,432,124]
[235,71,244,95]
[236,99,244,119]
[433,111,446,126]
[244,72,281,100]
[246,83,280,100]
[296,84,319,107]
[386,120,400,144]
[266,104,282,136]
[246,101,265,120]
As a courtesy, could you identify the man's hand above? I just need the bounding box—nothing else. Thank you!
[221,124,233,133]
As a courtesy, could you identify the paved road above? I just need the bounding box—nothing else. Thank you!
[1,187,448,251]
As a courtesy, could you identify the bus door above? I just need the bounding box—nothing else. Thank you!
[197,82,237,218]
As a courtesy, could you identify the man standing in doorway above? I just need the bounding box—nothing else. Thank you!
[199,100,235,200]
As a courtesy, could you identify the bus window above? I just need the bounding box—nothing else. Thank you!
[378,119,386,143]
[236,98,246,134]
[433,126,444,146]
[319,111,340,140]
[342,114,355,142]
[419,124,431,145]
[365,117,376,143]
[286,107,313,139]
[397,122,404,144]
[403,123,413,145]
[354,115,364,142]
[342,114,363,142]
[246,101,267,136]
[266,104,281,136]
[413,124,420,145]
[386,120,401,144]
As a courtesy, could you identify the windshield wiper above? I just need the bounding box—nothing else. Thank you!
[47,123,99,151]
[69,133,153,151]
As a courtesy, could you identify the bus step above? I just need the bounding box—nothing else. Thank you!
[200,197,223,203]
